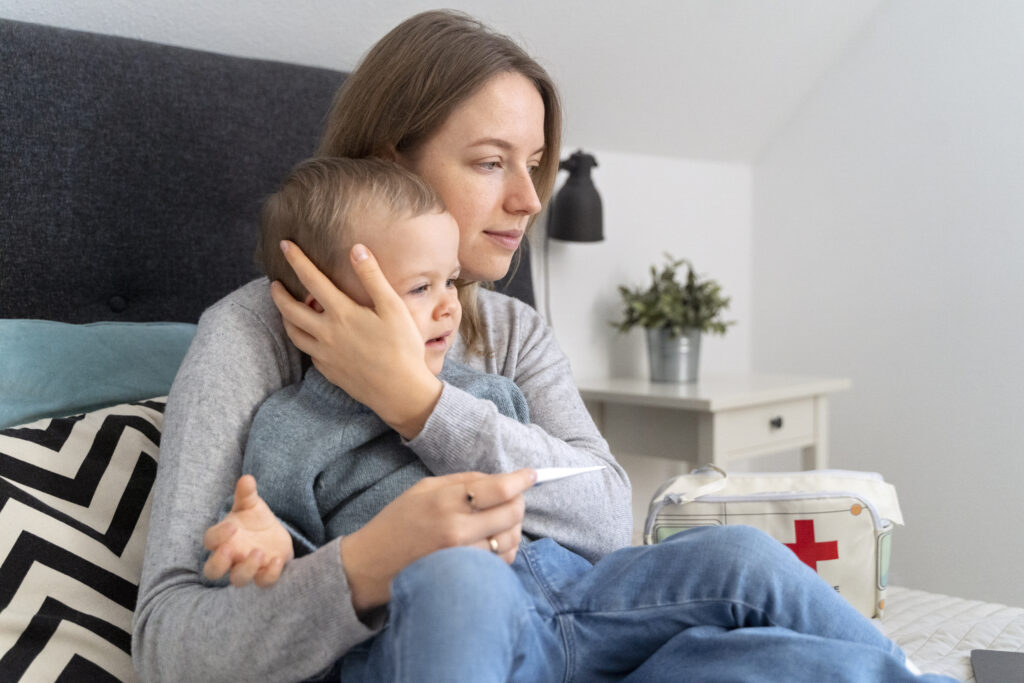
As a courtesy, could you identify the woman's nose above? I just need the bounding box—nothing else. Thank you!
[504,167,542,216]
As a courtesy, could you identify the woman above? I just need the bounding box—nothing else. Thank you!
[133,11,628,681]
[133,10,949,682]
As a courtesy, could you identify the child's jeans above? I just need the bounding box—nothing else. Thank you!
[336,526,955,682]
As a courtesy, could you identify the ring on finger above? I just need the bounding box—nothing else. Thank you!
[488,537,500,554]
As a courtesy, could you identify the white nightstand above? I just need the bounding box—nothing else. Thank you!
[577,374,851,470]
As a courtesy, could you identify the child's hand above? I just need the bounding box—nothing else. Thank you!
[202,475,294,588]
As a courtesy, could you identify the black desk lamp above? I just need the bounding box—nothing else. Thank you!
[544,150,603,323]
[548,150,603,242]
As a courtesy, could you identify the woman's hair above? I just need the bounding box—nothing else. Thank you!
[257,157,443,300]
[318,10,562,354]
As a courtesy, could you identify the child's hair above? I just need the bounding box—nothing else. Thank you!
[256,157,444,300]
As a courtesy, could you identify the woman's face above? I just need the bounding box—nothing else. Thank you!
[402,72,546,282]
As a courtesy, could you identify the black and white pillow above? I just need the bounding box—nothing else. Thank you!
[0,398,164,682]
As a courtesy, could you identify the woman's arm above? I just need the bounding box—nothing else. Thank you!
[408,291,634,562]
[132,283,378,681]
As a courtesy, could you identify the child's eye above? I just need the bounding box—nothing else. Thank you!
[409,284,428,295]
[445,278,458,288]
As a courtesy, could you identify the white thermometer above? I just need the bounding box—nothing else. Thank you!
[533,465,606,485]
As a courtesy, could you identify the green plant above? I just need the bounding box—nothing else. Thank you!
[613,254,735,337]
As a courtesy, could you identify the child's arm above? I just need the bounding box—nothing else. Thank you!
[202,474,294,587]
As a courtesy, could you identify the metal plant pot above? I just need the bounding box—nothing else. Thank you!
[646,327,701,383]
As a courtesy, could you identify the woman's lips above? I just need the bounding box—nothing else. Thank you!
[483,230,523,251]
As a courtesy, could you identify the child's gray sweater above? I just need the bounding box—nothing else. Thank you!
[133,279,632,682]
[244,363,530,553]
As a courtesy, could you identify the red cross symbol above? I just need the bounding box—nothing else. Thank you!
[785,520,838,572]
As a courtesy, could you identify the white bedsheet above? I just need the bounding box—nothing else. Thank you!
[880,585,1024,681]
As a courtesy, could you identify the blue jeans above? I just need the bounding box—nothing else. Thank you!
[338,526,955,682]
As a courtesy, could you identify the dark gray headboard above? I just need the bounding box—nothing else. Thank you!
[0,19,533,324]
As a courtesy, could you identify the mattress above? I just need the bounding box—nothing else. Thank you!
[880,585,1024,681]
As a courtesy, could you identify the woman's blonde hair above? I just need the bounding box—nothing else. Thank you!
[257,157,444,300]
[318,10,562,354]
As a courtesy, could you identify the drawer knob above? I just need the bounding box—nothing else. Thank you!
[769,416,784,430]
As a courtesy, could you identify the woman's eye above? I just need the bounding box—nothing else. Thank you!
[479,161,500,171]
[527,164,540,176]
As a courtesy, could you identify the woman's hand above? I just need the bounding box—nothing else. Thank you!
[269,241,442,439]
[339,468,536,614]
[202,475,294,588]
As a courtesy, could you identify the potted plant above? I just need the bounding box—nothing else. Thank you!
[613,254,735,382]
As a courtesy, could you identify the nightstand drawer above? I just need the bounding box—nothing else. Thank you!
[716,398,815,458]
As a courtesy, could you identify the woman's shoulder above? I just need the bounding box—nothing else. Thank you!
[200,279,287,342]
[203,278,282,325]
[192,278,303,384]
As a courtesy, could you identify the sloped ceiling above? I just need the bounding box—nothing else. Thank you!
[333,0,888,161]
[0,0,886,161]
[519,1,888,161]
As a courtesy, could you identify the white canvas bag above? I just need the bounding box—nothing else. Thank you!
[644,466,904,618]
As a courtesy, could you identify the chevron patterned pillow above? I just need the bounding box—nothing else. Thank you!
[0,398,165,682]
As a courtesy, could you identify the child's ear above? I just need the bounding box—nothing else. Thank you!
[303,293,325,313]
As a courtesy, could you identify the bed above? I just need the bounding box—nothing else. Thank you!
[1,17,1021,682]
[881,587,1024,681]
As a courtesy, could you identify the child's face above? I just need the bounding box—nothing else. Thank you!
[337,210,462,376]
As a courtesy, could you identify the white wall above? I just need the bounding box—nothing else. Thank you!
[753,0,1024,606]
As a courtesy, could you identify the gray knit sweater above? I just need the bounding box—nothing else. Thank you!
[133,279,632,682]
[244,363,529,553]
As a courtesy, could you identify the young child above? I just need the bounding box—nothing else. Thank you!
[202,157,529,585]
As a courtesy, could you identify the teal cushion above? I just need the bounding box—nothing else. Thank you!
[0,320,196,429]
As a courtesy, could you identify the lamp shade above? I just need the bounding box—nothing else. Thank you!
[548,150,603,242]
